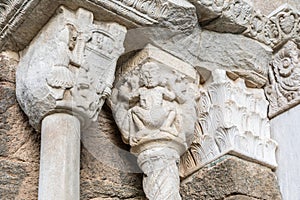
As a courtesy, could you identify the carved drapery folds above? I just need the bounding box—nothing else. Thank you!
[109,44,200,199]
[16,6,126,130]
[180,69,277,177]
[265,40,300,118]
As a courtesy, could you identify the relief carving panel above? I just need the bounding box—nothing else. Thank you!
[245,4,300,49]
[109,44,200,199]
[16,6,126,130]
[265,40,300,118]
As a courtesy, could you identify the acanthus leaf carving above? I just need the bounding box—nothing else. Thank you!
[180,69,277,178]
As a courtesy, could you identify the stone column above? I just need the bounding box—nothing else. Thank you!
[39,114,80,200]
[109,44,200,200]
[16,6,126,200]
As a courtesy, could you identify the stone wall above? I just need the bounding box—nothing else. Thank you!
[0,51,39,199]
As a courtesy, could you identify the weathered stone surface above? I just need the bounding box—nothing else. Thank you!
[225,195,259,200]
[199,30,272,86]
[0,51,18,83]
[0,0,197,52]
[180,155,282,200]
[110,44,200,199]
[265,40,300,118]
[0,67,40,200]
[201,0,254,34]
[16,6,126,131]
[244,4,300,49]
[0,82,40,162]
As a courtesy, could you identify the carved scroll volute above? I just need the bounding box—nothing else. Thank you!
[16,6,127,130]
[109,44,200,200]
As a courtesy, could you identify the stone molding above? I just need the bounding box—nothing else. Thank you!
[180,69,277,178]
[16,6,126,130]
[245,4,300,49]
[190,1,300,49]
[109,44,200,199]
[0,0,197,51]
[190,0,254,33]
[265,40,300,118]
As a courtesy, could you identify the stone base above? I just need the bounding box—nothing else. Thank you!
[180,155,282,200]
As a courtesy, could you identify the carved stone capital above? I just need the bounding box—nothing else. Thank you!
[109,44,200,199]
[265,40,300,118]
[180,69,277,177]
[16,6,126,130]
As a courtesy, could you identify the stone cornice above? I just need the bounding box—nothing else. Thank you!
[0,0,197,51]
[189,0,300,49]
[244,4,300,49]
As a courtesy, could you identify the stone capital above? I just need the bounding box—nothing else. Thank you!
[110,44,200,155]
[16,6,127,131]
[109,44,200,199]
[180,69,277,177]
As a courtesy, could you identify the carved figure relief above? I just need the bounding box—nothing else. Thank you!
[111,60,199,151]
[16,6,126,130]
[109,44,200,200]
[265,40,300,118]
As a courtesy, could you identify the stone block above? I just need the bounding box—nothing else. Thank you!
[180,155,282,200]
[198,30,272,87]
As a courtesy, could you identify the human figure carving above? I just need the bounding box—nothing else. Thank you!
[128,62,178,142]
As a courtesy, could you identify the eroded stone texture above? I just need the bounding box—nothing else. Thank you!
[0,51,18,83]
[110,44,200,200]
[180,155,282,200]
[0,52,40,200]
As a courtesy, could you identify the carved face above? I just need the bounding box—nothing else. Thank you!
[141,63,160,88]
[91,31,104,49]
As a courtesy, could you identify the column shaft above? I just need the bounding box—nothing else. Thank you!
[38,113,80,200]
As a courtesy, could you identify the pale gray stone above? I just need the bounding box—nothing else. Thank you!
[16,6,126,131]
[0,0,197,51]
[110,44,200,200]
[39,113,80,200]
[198,30,272,85]
[180,69,277,178]
[244,4,300,49]
[271,104,300,200]
[265,40,300,118]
